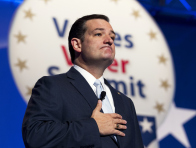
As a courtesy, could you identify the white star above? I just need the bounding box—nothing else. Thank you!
[139,117,153,133]
[158,102,196,148]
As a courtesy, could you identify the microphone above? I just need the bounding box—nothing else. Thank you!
[100,91,106,101]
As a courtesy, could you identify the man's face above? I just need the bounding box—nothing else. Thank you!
[80,19,115,66]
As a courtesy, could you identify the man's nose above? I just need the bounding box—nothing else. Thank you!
[103,35,113,45]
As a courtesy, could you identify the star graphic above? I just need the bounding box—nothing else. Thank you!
[26,86,32,96]
[14,32,27,43]
[158,102,196,148]
[15,58,28,72]
[24,9,35,20]
[158,54,167,65]
[148,30,157,40]
[139,118,153,133]
[154,102,165,113]
[160,79,170,91]
[132,10,140,19]
[42,0,51,4]
[111,0,119,3]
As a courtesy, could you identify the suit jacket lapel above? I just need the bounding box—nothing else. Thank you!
[111,87,123,148]
[66,67,98,111]
[104,79,125,117]
[105,79,124,148]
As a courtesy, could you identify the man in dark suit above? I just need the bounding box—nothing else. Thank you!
[22,14,143,148]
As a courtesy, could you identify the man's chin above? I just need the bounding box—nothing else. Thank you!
[102,57,114,67]
[102,51,115,59]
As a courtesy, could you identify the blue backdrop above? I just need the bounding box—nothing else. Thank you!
[0,0,195,147]
[154,12,196,148]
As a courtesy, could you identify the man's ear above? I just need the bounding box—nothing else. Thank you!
[71,38,82,52]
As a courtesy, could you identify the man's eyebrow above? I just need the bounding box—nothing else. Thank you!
[93,28,116,35]
[111,30,116,36]
[93,28,104,31]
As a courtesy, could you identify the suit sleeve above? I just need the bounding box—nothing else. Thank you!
[22,76,101,148]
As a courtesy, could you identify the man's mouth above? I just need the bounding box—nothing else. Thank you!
[101,46,112,50]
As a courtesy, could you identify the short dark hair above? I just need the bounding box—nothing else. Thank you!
[68,14,109,63]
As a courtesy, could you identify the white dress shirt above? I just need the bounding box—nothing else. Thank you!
[73,65,115,113]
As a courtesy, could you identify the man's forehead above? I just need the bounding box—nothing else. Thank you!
[85,19,114,31]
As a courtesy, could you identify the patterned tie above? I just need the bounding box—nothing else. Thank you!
[93,79,113,113]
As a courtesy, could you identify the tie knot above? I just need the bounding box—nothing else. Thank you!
[93,79,101,87]
[94,79,103,99]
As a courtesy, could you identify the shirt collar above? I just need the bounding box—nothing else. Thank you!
[73,65,104,89]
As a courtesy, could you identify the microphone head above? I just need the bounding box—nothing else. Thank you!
[100,91,106,101]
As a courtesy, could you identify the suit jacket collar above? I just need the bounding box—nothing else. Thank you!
[104,79,124,115]
[66,67,98,111]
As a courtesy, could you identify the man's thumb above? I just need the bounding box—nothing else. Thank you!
[95,100,102,111]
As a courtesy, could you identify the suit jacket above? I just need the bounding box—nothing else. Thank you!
[22,67,143,148]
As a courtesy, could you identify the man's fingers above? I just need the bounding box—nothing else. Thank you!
[113,119,127,125]
[115,124,127,130]
[110,113,122,119]
[113,130,125,137]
